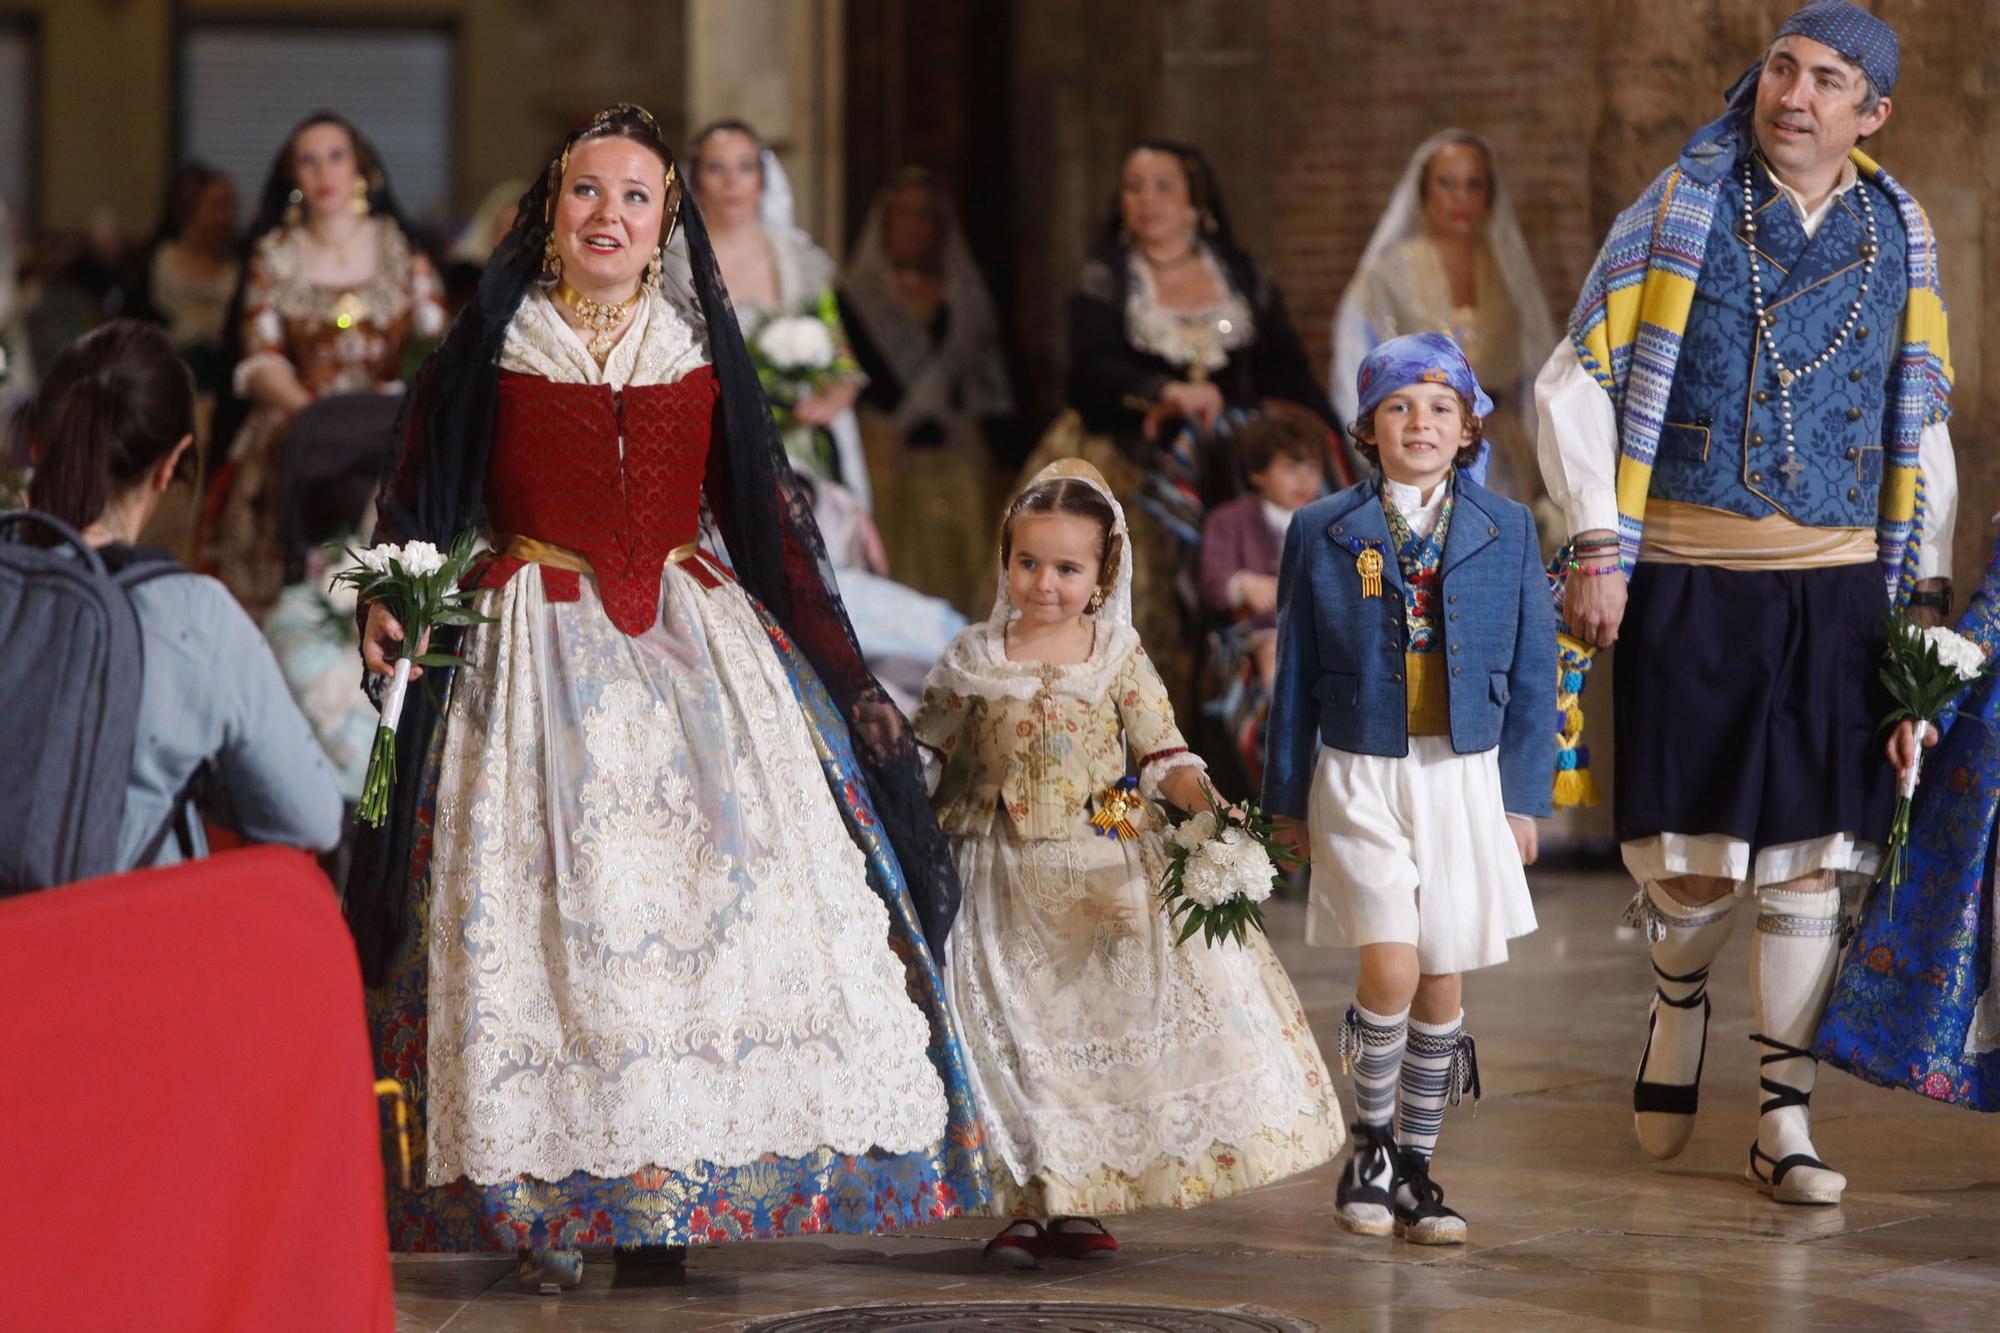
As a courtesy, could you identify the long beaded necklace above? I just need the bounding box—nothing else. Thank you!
[557,281,642,365]
[1739,156,1879,490]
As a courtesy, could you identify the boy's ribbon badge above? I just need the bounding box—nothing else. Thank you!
[1355,546,1384,600]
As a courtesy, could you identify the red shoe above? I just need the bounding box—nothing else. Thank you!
[982,1218,1049,1270]
[1047,1215,1118,1260]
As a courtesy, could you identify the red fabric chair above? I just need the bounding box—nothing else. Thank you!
[0,847,394,1332]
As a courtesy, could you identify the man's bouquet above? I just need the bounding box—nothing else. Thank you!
[1159,803,1296,948]
[1876,612,1992,910]
[331,532,491,826]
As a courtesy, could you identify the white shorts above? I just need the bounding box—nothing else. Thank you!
[1306,739,1536,974]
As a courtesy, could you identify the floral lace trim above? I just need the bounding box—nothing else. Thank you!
[1139,749,1205,800]
[499,287,710,388]
[1122,247,1255,373]
[257,218,418,326]
[424,572,949,1184]
[924,620,1144,704]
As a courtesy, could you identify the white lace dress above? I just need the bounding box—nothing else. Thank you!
[928,626,1342,1215]
[420,289,948,1187]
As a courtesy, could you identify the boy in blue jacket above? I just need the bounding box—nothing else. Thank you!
[1263,332,1556,1245]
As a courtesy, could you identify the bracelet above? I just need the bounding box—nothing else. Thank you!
[1569,562,1622,577]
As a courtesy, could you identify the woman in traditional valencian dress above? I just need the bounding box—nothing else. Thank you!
[1034,140,1344,710]
[840,167,1015,618]
[693,121,964,710]
[345,105,986,1288]
[1816,541,2000,1112]
[690,118,869,503]
[205,112,445,614]
[1330,130,1555,526]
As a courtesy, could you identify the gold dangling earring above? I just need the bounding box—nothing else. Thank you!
[1086,587,1106,616]
[351,178,370,216]
[543,235,563,282]
[645,248,663,289]
[284,188,303,228]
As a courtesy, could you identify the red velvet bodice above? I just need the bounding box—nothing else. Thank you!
[475,367,722,634]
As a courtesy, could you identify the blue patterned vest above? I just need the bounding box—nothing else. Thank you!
[1649,154,1909,528]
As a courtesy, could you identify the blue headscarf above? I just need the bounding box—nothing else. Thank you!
[1688,0,1899,168]
[1354,332,1495,481]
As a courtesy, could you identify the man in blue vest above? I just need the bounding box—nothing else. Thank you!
[1537,1,1957,1207]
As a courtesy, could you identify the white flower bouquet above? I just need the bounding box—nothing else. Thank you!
[749,290,857,414]
[1159,802,1297,947]
[330,531,491,826]
[1876,612,1992,908]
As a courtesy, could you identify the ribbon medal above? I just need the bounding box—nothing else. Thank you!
[1090,775,1146,840]
[1355,546,1385,600]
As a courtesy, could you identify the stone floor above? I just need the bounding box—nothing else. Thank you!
[394,867,2000,1331]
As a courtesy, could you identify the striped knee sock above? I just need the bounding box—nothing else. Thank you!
[1397,1011,1468,1158]
[1340,1001,1409,1128]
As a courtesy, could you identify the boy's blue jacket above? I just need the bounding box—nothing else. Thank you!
[1260,472,1558,821]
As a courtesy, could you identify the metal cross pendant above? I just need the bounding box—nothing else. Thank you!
[1776,455,1807,490]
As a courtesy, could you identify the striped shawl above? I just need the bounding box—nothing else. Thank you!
[1568,138,1952,604]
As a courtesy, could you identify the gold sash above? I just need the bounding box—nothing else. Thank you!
[1637,500,1876,570]
[1405,651,1450,737]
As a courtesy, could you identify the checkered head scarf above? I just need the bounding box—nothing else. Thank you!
[1774,0,1900,96]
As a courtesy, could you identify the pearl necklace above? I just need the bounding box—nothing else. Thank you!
[1739,157,1879,491]
[557,282,642,365]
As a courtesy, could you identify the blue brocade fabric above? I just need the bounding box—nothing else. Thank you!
[1816,669,2000,1112]
[367,614,991,1250]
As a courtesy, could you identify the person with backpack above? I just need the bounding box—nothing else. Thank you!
[3,320,342,892]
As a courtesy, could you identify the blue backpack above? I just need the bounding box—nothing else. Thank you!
[0,510,196,895]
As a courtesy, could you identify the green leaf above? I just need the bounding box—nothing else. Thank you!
[412,652,469,668]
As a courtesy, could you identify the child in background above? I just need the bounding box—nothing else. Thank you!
[1263,332,1555,1246]
[1200,408,1328,691]
[916,458,1342,1270]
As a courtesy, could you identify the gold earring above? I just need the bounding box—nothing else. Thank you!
[1086,587,1106,615]
[284,188,303,228]
[351,178,370,216]
[543,235,563,281]
[645,249,663,289]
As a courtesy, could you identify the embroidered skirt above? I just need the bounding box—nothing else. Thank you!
[367,566,989,1249]
[945,813,1341,1216]
[1305,739,1535,974]
[1614,560,1894,857]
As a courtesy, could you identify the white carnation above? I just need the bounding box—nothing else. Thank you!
[1922,625,1987,682]
[356,544,397,574]
[756,316,836,372]
[1172,810,1218,852]
[1179,845,1238,908]
[399,541,445,578]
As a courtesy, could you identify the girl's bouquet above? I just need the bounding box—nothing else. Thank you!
[1159,803,1298,947]
[331,532,491,826]
[1876,612,1992,908]
[750,290,857,414]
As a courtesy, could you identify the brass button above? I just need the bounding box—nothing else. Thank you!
[1451,666,1462,678]
[1751,471,1765,482]
[1448,594,1459,604]
[1331,523,1343,534]
[1849,368,1864,382]
[1846,407,1862,421]
[1488,526,1499,536]
[1751,431,1765,445]
[1390,672,1401,683]
[1450,643,1462,656]
[1857,325,1870,340]
[1755,390,1770,404]
[1845,447,1860,460]
[1848,488,1861,501]
[1449,612,1461,622]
